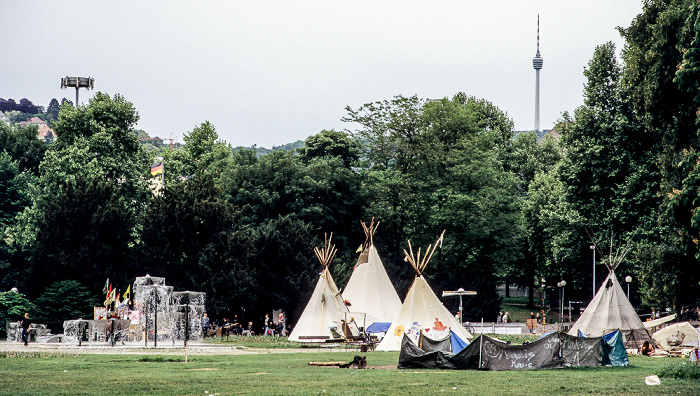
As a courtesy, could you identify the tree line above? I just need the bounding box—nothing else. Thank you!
[1,97,73,125]
[1,0,699,333]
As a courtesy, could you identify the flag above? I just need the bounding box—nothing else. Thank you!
[355,244,363,253]
[151,162,163,176]
[115,292,120,303]
[102,278,109,294]
[123,284,131,303]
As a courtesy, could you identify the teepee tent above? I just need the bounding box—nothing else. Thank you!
[342,219,402,328]
[288,234,359,342]
[568,234,651,347]
[376,231,473,351]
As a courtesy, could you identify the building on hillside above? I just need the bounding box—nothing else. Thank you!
[38,125,55,142]
[537,128,560,143]
[19,116,48,129]
[18,116,56,142]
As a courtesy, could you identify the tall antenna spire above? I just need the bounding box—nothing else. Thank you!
[533,14,543,132]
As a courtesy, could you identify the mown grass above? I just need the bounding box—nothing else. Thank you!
[0,350,697,395]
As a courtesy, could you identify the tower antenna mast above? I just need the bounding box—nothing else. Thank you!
[532,15,543,133]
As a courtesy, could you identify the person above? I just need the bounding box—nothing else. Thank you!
[264,314,272,336]
[496,312,503,323]
[641,340,655,356]
[242,322,254,336]
[529,312,536,334]
[20,313,31,346]
[201,313,210,338]
[277,313,286,336]
[502,312,509,323]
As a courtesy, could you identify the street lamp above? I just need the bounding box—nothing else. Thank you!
[590,245,596,300]
[625,275,632,300]
[557,280,567,327]
[442,288,477,325]
[540,277,546,309]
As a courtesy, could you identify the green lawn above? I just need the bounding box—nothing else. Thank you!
[0,350,697,395]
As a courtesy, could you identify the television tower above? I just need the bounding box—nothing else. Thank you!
[533,15,543,132]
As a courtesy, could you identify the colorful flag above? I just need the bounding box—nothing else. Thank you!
[123,284,131,302]
[151,162,163,176]
[115,292,120,302]
[102,278,109,294]
[355,244,363,253]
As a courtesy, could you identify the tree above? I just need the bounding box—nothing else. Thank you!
[0,291,36,338]
[0,121,48,174]
[135,173,242,317]
[298,129,359,168]
[34,280,97,333]
[45,98,61,123]
[344,93,522,320]
[620,0,700,310]
[162,121,231,184]
[10,93,153,299]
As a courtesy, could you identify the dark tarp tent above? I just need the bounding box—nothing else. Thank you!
[398,332,627,371]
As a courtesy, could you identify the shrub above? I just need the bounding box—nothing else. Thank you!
[657,361,700,380]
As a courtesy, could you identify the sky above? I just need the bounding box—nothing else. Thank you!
[1,1,644,148]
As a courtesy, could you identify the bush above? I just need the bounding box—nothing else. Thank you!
[657,361,700,380]
[0,291,36,338]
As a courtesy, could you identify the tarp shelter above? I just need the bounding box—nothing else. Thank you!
[643,314,677,330]
[376,231,472,351]
[342,219,402,328]
[288,234,359,342]
[653,322,699,351]
[398,332,628,370]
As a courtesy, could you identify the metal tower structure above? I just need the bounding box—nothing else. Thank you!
[532,15,543,132]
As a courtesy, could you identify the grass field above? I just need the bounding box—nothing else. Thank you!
[0,347,698,395]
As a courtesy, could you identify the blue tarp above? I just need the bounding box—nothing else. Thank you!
[366,322,392,333]
[450,330,468,353]
[602,330,629,366]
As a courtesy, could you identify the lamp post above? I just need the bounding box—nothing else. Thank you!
[442,288,477,325]
[557,280,566,327]
[590,245,596,300]
[540,277,546,309]
[625,275,632,300]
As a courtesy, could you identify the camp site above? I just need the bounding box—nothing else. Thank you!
[4,1,700,394]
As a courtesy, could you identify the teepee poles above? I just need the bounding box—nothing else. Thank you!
[404,230,446,276]
[360,217,380,248]
[314,233,337,335]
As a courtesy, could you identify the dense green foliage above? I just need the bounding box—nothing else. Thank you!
[1,1,700,333]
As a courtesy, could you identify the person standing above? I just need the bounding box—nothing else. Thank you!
[264,314,272,336]
[277,313,286,336]
[201,313,210,338]
[20,313,31,346]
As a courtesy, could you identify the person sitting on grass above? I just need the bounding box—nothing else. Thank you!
[641,340,655,356]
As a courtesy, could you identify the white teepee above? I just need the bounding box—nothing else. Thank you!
[342,219,402,326]
[568,234,651,347]
[288,234,359,342]
[376,231,473,351]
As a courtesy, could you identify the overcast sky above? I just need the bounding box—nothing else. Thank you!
[2,1,644,148]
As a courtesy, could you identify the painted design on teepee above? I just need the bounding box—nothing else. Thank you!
[376,231,473,351]
[394,325,405,336]
[433,318,446,331]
